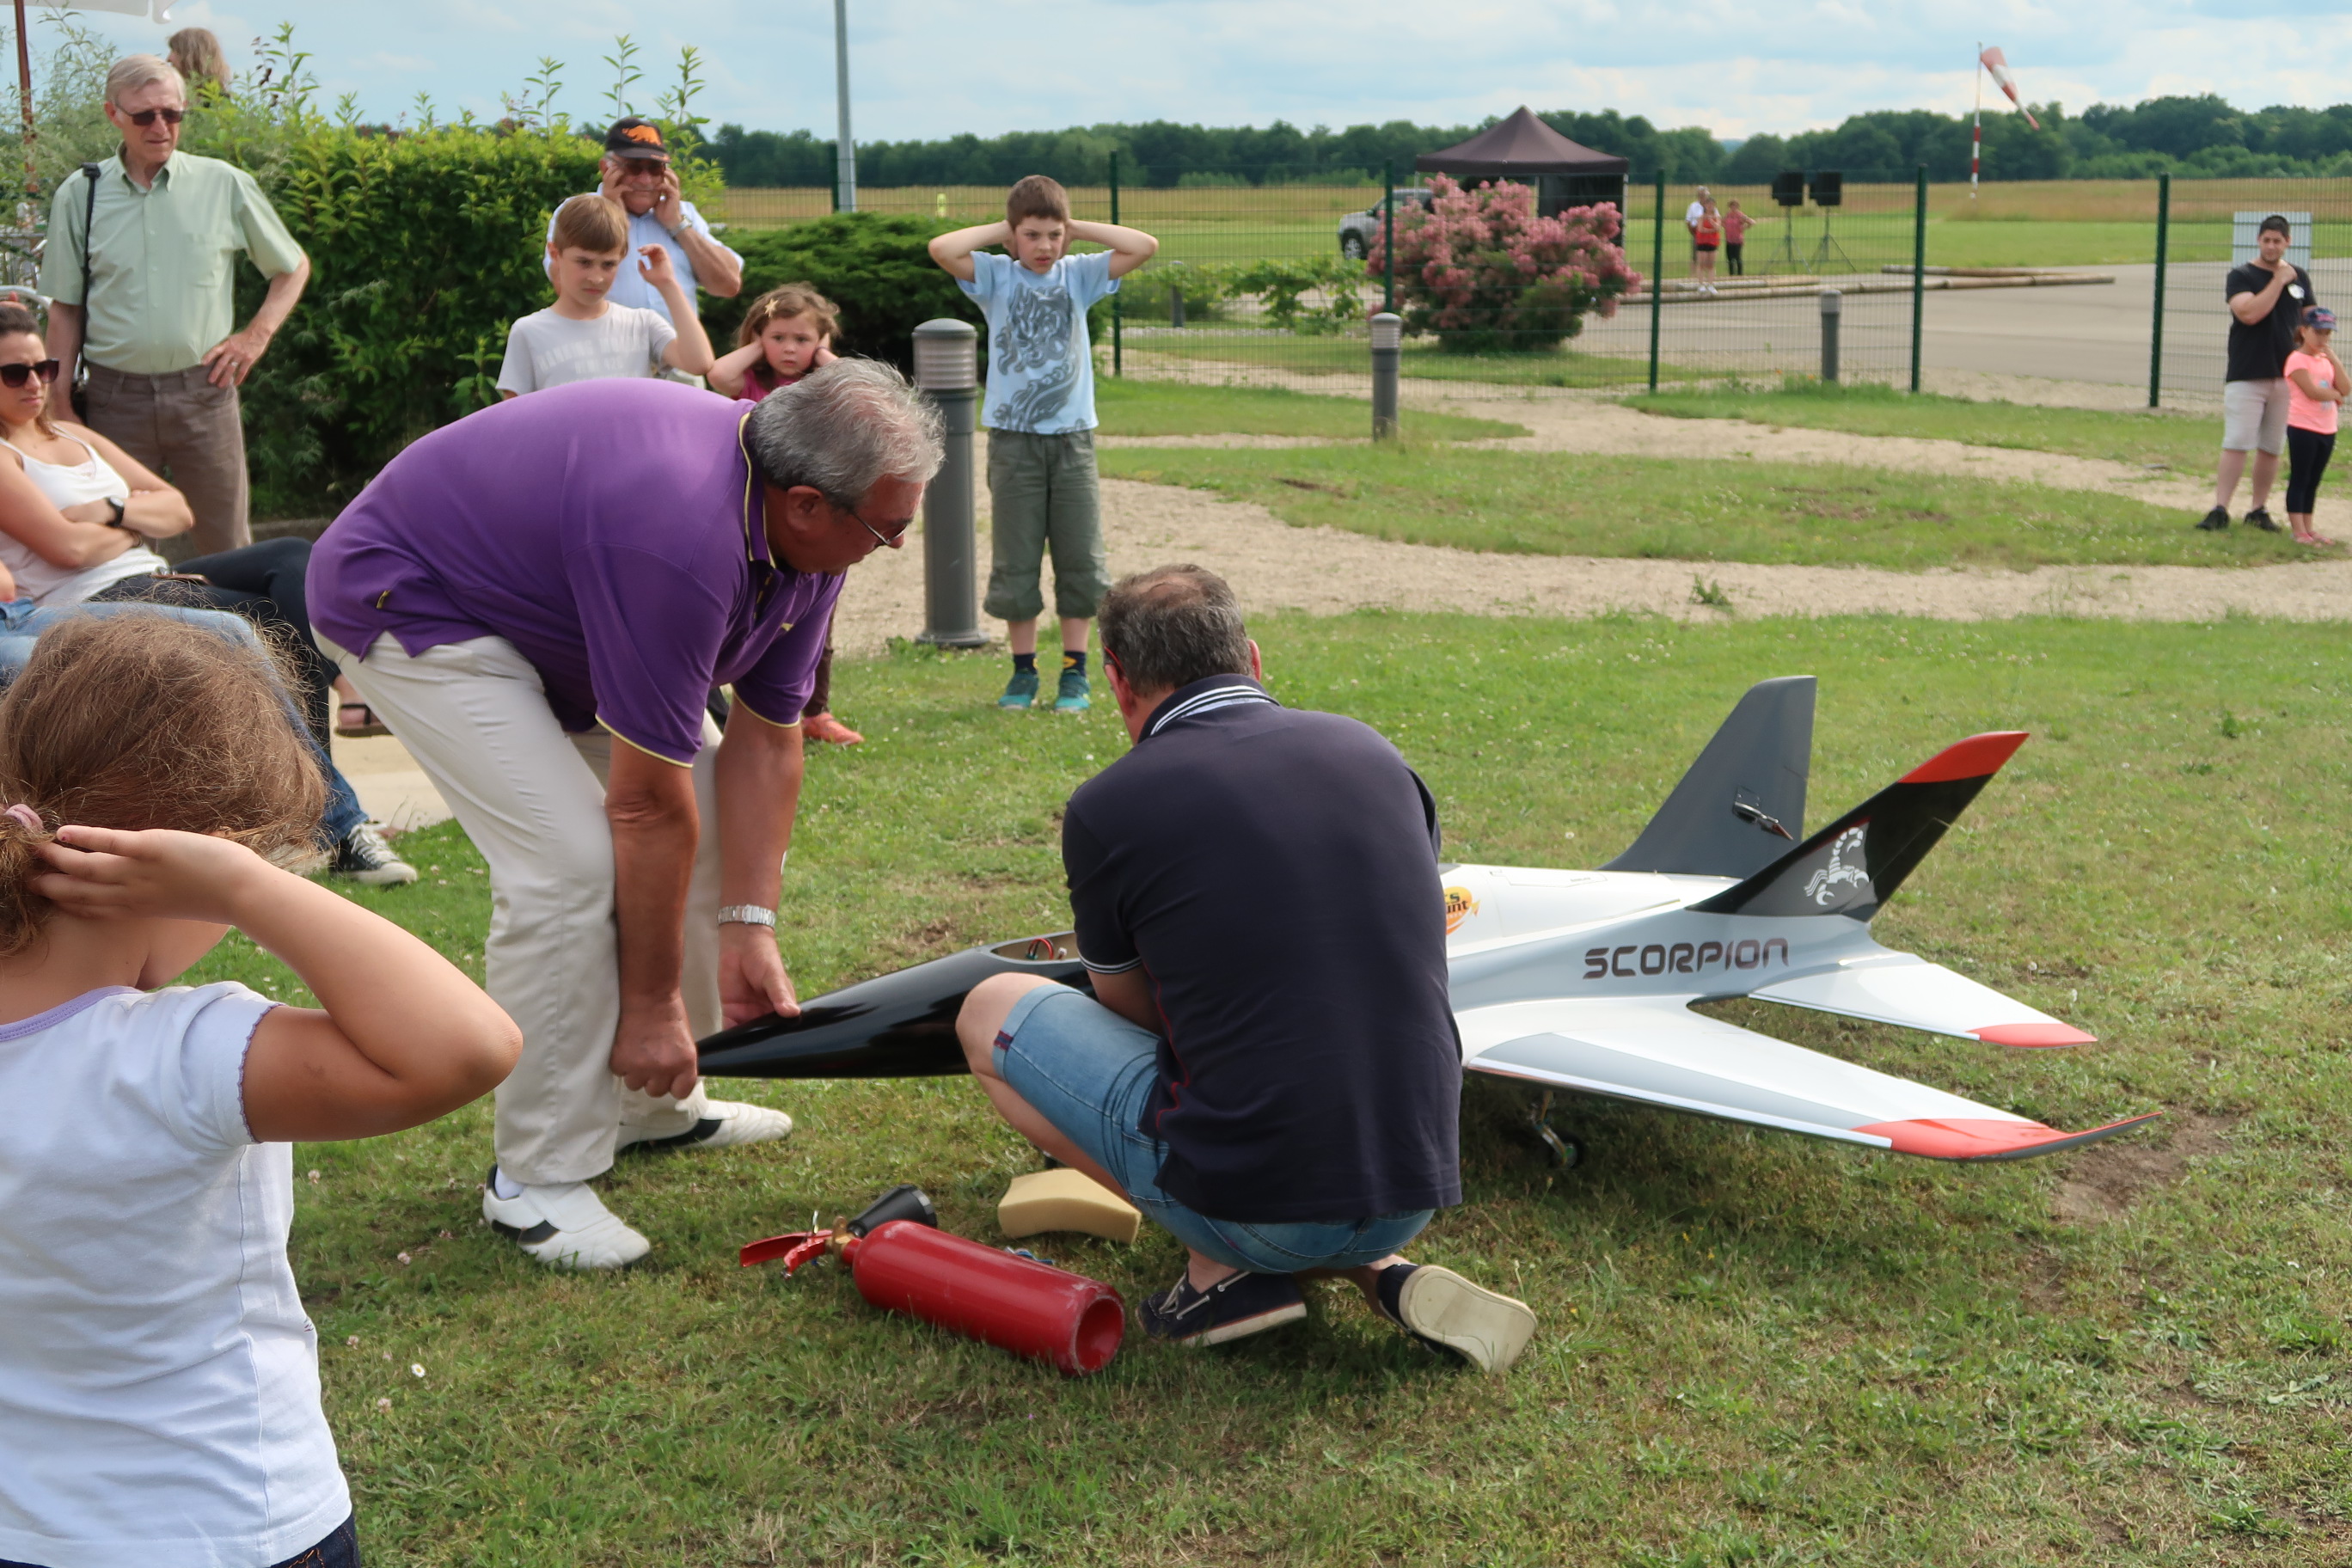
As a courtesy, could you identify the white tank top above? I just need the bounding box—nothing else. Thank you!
[0,431,169,605]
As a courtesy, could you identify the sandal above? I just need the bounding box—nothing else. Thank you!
[335,701,390,738]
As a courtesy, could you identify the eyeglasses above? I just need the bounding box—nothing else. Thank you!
[618,160,671,175]
[829,495,915,546]
[118,107,185,126]
[0,360,60,388]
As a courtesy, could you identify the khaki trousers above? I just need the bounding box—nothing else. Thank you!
[83,362,252,559]
[320,633,720,1186]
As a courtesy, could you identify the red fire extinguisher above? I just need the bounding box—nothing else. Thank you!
[742,1185,1126,1376]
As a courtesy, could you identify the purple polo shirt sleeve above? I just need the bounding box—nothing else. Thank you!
[570,542,731,763]
[728,575,842,728]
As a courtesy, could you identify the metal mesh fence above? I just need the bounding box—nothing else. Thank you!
[2155,176,2352,408]
[715,170,1926,397]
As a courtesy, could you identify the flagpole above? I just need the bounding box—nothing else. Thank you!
[1971,41,1981,201]
[12,0,34,199]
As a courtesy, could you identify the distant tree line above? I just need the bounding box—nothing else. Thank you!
[706,95,2352,189]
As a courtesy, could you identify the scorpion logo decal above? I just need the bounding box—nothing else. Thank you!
[1803,825,1872,908]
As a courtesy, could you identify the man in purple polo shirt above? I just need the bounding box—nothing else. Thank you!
[309,362,942,1269]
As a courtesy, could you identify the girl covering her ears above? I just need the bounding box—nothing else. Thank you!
[2284,305,2345,547]
[0,614,518,1568]
[708,285,863,744]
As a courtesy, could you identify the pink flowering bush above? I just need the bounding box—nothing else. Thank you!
[1365,175,1641,353]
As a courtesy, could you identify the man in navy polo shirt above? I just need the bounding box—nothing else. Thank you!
[956,565,1536,1371]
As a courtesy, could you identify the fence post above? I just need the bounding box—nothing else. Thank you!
[1819,290,1842,383]
[911,320,989,649]
[1648,170,1665,392]
[2149,172,2170,409]
[1370,312,1400,439]
[1909,163,1926,393]
[1108,151,1123,379]
[1383,159,1397,314]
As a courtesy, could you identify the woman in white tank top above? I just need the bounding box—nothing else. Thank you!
[0,329,189,604]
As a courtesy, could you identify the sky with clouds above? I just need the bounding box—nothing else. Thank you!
[48,0,2352,144]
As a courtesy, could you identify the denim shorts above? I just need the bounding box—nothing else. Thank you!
[995,983,1432,1274]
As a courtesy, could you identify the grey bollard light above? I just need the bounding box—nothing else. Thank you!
[911,320,989,648]
[1818,289,1842,385]
[1370,312,1401,440]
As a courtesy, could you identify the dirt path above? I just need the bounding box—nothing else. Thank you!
[823,476,2352,661]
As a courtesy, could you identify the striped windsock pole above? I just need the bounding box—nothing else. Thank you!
[1970,41,1982,199]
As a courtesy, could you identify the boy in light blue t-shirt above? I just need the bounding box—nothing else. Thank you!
[930,175,1157,712]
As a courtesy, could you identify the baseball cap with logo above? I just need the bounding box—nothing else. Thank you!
[603,117,668,161]
[2306,306,2337,332]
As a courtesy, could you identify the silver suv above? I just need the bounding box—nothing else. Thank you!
[1338,188,1433,259]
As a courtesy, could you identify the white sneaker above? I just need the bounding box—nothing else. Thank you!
[481,1167,650,1271]
[616,1099,793,1154]
[1380,1263,1538,1373]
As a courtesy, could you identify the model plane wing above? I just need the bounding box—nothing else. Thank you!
[1751,954,2095,1047]
[1457,996,2153,1161]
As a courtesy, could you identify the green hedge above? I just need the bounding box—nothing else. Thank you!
[701,214,982,373]
[216,124,603,515]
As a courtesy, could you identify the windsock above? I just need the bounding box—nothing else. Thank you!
[1979,47,2040,130]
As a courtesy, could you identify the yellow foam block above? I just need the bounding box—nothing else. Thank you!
[997,1169,1142,1244]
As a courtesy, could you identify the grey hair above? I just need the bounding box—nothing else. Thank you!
[744,358,943,506]
[1098,564,1252,694]
[106,54,186,107]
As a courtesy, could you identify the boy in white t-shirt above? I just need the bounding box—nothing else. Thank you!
[498,194,715,398]
[0,615,520,1567]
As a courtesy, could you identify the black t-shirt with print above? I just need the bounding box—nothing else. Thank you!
[2226,260,2317,382]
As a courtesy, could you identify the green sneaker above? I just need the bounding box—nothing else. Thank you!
[999,670,1039,709]
[1054,669,1091,713]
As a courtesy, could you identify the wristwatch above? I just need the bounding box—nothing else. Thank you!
[665,221,687,242]
[103,496,126,530]
[718,904,776,928]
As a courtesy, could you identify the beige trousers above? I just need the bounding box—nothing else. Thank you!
[321,633,720,1185]
[83,363,252,560]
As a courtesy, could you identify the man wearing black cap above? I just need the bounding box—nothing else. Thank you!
[544,118,743,328]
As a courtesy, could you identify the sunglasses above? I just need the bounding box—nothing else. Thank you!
[618,160,671,175]
[118,106,185,126]
[0,360,60,388]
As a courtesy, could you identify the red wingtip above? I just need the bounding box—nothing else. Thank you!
[1855,1112,2161,1161]
[1899,731,2029,785]
[1974,1021,2098,1048]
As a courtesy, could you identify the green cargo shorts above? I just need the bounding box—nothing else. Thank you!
[984,428,1110,623]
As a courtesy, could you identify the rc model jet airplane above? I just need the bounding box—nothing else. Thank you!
[699,677,2159,1163]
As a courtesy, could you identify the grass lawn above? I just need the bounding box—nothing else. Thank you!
[1095,446,2298,570]
[1091,377,1528,440]
[1121,331,1715,388]
[1921,220,2158,269]
[1625,381,2221,475]
[230,615,2352,1563]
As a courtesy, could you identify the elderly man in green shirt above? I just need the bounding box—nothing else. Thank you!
[40,53,310,557]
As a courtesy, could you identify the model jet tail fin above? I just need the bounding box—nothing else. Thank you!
[1602,676,1815,880]
[1692,732,2028,920]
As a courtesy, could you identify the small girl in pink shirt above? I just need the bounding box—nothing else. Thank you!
[2283,306,2344,546]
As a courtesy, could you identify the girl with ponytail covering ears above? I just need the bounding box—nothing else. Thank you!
[0,614,520,1568]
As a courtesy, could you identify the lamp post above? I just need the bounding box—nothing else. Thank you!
[832,0,856,212]
[911,320,987,648]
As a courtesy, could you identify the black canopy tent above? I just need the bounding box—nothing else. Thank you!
[1415,106,1629,218]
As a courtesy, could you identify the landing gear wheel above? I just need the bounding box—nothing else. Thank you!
[1526,1091,1584,1170]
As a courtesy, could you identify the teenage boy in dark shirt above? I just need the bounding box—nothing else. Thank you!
[955,564,1537,1373]
[2204,214,2318,533]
